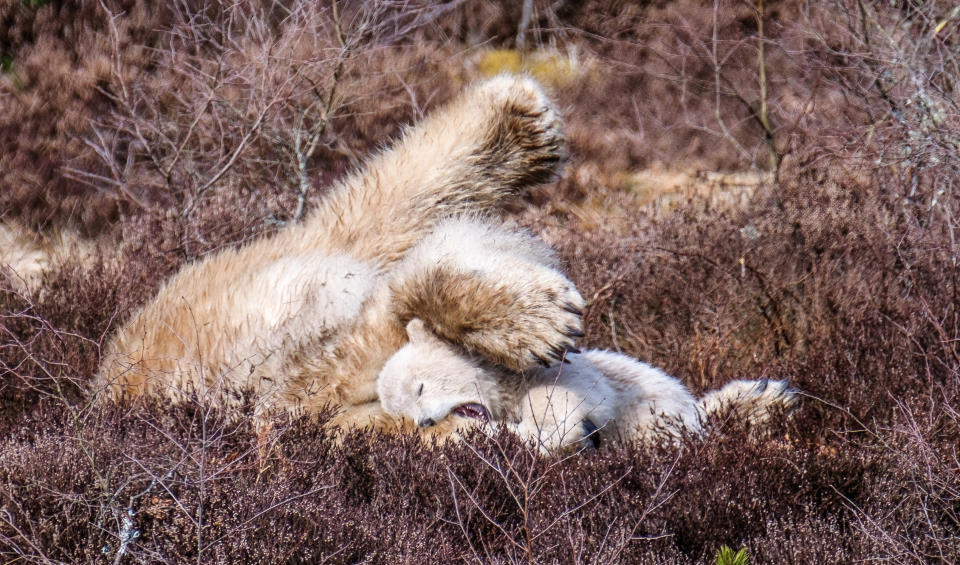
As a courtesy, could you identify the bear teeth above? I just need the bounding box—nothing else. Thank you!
[453,403,490,423]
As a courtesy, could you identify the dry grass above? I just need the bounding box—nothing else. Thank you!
[2,0,959,562]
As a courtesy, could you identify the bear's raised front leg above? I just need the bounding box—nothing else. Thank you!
[389,219,585,372]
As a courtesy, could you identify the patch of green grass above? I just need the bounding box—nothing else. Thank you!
[716,546,749,565]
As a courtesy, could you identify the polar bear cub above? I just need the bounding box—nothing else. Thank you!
[377,319,797,452]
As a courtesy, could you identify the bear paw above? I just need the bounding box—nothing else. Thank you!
[507,275,586,370]
[471,75,567,190]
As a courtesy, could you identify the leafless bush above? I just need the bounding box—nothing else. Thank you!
[441,430,680,564]
[1,0,471,238]
[60,1,467,255]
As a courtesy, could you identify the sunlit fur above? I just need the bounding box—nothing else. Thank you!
[377,320,797,452]
[95,75,577,432]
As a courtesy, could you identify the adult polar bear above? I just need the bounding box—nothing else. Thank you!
[96,76,583,430]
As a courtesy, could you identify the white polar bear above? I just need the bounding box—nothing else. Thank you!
[377,319,798,452]
[95,76,583,433]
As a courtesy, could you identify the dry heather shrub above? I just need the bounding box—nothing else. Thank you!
[1,0,469,241]
[556,157,956,410]
[0,259,125,433]
[0,0,158,232]
[3,0,863,236]
[0,401,877,563]
[2,1,959,563]
[63,0,476,258]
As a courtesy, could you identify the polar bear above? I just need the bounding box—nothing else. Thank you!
[95,76,583,431]
[377,319,798,452]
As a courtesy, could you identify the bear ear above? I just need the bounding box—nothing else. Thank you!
[405,318,433,343]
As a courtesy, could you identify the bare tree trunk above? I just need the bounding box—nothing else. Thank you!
[516,0,534,51]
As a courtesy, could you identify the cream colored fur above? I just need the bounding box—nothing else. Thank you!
[96,75,579,431]
[377,321,797,452]
[0,221,98,290]
[0,222,48,285]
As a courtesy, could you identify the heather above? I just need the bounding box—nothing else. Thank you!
[2,1,958,562]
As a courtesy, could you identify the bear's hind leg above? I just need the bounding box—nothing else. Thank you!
[303,75,566,267]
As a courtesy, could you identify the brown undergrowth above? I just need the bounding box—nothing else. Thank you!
[2,0,959,562]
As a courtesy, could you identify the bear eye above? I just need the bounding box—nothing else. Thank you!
[417,383,424,397]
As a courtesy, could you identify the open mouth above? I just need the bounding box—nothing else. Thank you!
[453,402,491,423]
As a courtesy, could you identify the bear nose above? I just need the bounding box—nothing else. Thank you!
[418,418,436,428]
[581,419,601,449]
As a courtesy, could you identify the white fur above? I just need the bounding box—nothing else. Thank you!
[96,75,576,430]
[581,350,700,439]
[394,219,573,308]
[377,322,797,453]
[377,320,504,427]
[253,253,375,333]
[0,221,99,290]
[697,378,796,424]
[510,356,618,452]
